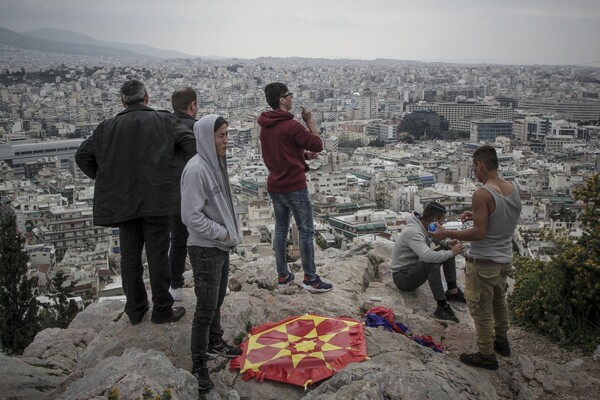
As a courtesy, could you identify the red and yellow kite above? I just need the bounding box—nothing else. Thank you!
[230,314,367,388]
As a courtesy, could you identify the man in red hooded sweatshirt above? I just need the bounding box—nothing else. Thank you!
[258,82,333,293]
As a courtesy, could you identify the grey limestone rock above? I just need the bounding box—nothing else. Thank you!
[2,241,599,399]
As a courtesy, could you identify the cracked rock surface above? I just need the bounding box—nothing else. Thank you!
[1,242,599,399]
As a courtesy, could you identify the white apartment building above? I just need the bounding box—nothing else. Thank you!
[308,171,348,196]
[246,199,273,228]
[31,203,112,261]
[11,193,68,233]
[545,135,575,152]
[0,139,84,177]
[406,102,513,133]
[328,209,399,238]
[517,99,600,121]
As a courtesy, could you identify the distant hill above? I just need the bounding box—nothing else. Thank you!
[0,26,197,59]
[22,28,197,59]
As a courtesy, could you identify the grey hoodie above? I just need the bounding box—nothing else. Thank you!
[181,114,241,251]
[391,212,453,271]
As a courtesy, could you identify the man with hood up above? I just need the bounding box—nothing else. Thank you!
[258,82,333,293]
[391,202,466,323]
[181,114,242,392]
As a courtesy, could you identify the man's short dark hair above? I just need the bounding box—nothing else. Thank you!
[264,82,288,110]
[171,87,197,113]
[473,144,499,171]
[120,80,147,105]
[423,202,446,220]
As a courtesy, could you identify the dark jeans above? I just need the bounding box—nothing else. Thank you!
[119,216,173,322]
[189,246,229,368]
[269,188,317,280]
[392,255,457,302]
[169,211,189,289]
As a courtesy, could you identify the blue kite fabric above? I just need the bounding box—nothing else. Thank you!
[363,306,444,353]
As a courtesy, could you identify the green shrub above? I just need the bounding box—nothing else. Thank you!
[509,174,600,352]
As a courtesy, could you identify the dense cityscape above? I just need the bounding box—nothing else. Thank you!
[1,45,599,305]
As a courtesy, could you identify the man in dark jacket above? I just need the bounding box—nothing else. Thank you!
[76,80,195,325]
[258,82,332,293]
[168,87,198,301]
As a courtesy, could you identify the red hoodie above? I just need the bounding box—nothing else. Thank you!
[258,110,323,193]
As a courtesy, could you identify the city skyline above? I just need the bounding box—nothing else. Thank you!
[0,0,599,67]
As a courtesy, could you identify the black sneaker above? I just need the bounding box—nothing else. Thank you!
[459,352,499,370]
[433,303,459,323]
[150,306,186,324]
[494,339,511,357]
[193,367,214,392]
[300,275,333,293]
[277,272,295,288]
[207,340,242,358]
[445,288,467,303]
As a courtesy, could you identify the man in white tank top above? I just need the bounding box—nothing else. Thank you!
[432,145,521,371]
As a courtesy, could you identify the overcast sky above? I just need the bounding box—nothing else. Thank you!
[1,0,599,66]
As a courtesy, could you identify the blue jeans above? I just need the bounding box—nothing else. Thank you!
[269,188,317,281]
[169,211,189,289]
[118,216,173,321]
[189,246,229,367]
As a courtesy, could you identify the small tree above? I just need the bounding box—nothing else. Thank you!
[40,270,80,329]
[0,213,41,354]
[510,174,600,351]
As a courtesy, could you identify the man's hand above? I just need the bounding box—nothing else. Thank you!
[460,211,473,223]
[306,151,319,160]
[450,241,465,256]
[430,224,449,240]
[301,107,312,122]
[447,239,460,247]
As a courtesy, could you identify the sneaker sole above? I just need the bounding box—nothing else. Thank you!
[300,282,332,293]
[446,298,466,303]
[461,361,499,370]
[206,351,241,359]
[433,314,459,323]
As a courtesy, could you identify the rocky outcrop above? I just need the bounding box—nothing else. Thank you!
[1,242,598,399]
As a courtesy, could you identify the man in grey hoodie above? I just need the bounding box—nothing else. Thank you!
[391,202,466,323]
[181,114,242,392]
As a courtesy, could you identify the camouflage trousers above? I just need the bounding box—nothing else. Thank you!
[465,260,512,355]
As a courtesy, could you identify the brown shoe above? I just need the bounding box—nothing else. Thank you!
[151,306,186,324]
[459,352,499,370]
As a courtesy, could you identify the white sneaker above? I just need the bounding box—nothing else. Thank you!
[169,287,183,302]
[225,287,230,295]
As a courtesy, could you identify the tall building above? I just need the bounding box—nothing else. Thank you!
[470,119,513,143]
[30,203,112,261]
[517,99,599,121]
[406,102,513,133]
[366,123,398,143]
[0,139,84,177]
